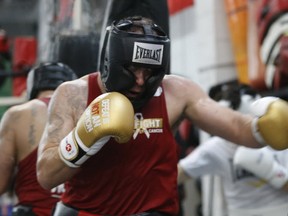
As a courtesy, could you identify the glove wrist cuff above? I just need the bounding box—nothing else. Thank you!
[58,130,110,168]
[58,130,90,168]
[251,118,268,147]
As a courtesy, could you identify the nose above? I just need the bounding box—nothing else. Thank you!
[134,69,146,86]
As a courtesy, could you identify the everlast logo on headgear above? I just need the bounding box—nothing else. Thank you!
[132,42,163,65]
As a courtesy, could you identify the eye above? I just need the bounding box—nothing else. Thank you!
[126,65,153,74]
[143,68,153,80]
[126,65,137,73]
[125,65,154,81]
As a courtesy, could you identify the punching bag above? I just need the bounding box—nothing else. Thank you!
[55,32,100,77]
[103,0,169,35]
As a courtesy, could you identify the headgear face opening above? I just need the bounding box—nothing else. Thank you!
[99,16,170,109]
[26,62,77,100]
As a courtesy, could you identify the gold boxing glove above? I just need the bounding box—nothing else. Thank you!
[251,97,288,150]
[59,92,134,168]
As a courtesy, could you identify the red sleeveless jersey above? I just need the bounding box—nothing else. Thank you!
[14,97,63,216]
[61,72,179,215]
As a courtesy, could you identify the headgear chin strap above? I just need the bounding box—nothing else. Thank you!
[99,16,170,110]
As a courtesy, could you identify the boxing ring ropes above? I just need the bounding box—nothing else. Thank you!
[0,96,26,106]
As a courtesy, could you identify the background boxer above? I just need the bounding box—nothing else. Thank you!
[0,62,77,216]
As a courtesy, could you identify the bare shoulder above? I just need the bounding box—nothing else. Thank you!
[162,74,187,88]
[162,74,209,121]
[4,99,48,120]
[53,76,88,101]
[163,74,207,98]
[50,76,88,119]
[0,105,20,133]
[0,100,47,158]
[1,101,34,126]
[46,76,89,140]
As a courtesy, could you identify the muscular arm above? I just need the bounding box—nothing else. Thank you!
[37,79,87,189]
[164,75,261,148]
[0,109,16,194]
[189,97,260,148]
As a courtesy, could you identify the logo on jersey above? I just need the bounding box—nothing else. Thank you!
[132,42,163,65]
[133,113,163,139]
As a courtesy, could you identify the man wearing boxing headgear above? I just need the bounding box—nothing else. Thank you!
[99,15,170,110]
[0,62,77,216]
[37,16,288,216]
[26,62,77,100]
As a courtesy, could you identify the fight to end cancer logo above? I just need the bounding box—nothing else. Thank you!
[133,113,163,139]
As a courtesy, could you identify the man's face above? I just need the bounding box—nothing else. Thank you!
[122,65,153,100]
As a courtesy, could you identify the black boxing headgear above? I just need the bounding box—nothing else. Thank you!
[26,62,77,100]
[99,16,170,109]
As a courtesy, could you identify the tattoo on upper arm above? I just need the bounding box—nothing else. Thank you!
[47,84,87,143]
[47,103,66,144]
